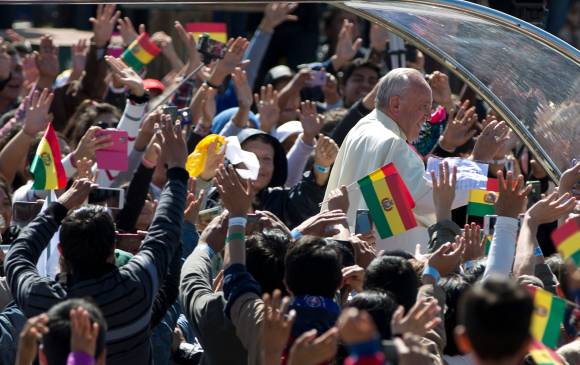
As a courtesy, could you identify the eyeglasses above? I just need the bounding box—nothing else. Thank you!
[96,121,118,129]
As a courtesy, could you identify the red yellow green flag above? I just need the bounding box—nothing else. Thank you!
[121,33,160,72]
[186,22,227,43]
[30,123,67,190]
[467,189,497,217]
[529,339,564,365]
[528,286,566,349]
[551,219,580,266]
[357,163,417,239]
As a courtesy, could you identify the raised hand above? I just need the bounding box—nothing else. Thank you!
[117,16,144,46]
[90,4,121,48]
[57,178,95,210]
[200,139,226,181]
[293,210,347,237]
[15,314,49,365]
[104,56,145,97]
[314,135,339,170]
[351,233,377,269]
[252,210,292,236]
[0,44,12,80]
[327,185,349,213]
[391,297,442,337]
[337,308,378,345]
[472,119,511,162]
[174,21,202,69]
[184,178,206,225]
[461,223,484,262]
[157,114,188,169]
[298,100,323,146]
[342,265,365,293]
[495,170,531,218]
[76,157,95,182]
[559,162,580,198]
[71,39,89,79]
[262,289,296,364]
[231,67,253,109]
[199,211,229,254]
[215,165,252,217]
[430,161,457,222]
[70,307,100,356]
[427,71,453,109]
[426,241,464,278]
[438,100,478,151]
[369,23,389,52]
[73,126,112,163]
[332,19,363,70]
[23,88,54,136]
[525,192,577,226]
[259,2,298,33]
[254,84,280,133]
[35,35,59,81]
[211,37,250,84]
[287,327,339,365]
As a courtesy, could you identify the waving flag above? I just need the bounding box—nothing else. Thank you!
[121,33,160,72]
[529,286,566,348]
[551,219,580,266]
[357,163,417,239]
[30,123,67,190]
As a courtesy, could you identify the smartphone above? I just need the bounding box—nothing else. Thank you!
[94,129,129,171]
[527,180,542,206]
[88,188,124,210]
[163,105,178,124]
[305,70,327,88]
[12,201,44,226]
[355,209,372,235]
[197,34,226,63]
[198,205,224,226]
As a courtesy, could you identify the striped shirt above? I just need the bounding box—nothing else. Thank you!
[5,168,189,365]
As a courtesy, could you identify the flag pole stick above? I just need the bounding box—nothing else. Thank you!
[318,181,359,207]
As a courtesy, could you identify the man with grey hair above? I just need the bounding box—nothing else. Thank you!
[324,68,464,252]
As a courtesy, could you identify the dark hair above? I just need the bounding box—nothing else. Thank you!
[381,249,415,261]
[339,59,381,84]
[439,274,472,356]
[348,290,399,340]
[285,236,342,298]
[64,100,121,148]
[364,256,419,311]
[458,276,533,361]
[246,229,289,295]
[60,206,116,276]
[320,108,347,136]
[42,298,107,365]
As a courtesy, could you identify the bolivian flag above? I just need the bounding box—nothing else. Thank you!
[529,286,566,349]
[529,340,564,365]
[121,33,160,72]
[552,219,580,266]
[467,178,499,217]
[186,22,227,43]
[30,123,67,190]
[357,163,417,239]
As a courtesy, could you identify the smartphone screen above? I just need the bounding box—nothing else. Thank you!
[305,70,327,88]
[527,180,542,206]
[355,209,372,235]
[88,188,124,210]
[12,201,44,226]
[163,105,178,124]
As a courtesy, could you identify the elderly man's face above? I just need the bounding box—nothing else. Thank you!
[393,83,432,142]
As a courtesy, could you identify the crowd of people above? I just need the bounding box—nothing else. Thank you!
[0,3,579,365]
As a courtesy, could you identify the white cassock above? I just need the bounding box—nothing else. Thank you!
[324,109,467,253]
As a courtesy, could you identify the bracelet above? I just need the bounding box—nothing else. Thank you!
[204,80,221,89]
[290,229,303,241]
[534,246,543,257]
[422,265,441,283]
[314,163,330,174]
[228,216,247,228]
[226,232,245,243]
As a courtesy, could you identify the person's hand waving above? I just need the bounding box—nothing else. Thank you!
[332,19,362,70]
[254,84,280,133]
[430,161,457,222]
[259,2,298,33]
[215,165,252,217]
[23,88,54,136]
[298,100,323,146]
[57,179,95,211]
[90,4,121,48]
[472,119,511,162]
[105,56,145,97]
[15,314,49,365]
[494,170,531,219]
[438,100,478,152]
[391,297,442,337]
[262,289,296,364]
[525,192,576,226]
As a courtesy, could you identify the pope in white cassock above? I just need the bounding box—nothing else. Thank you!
[324,68,467,253]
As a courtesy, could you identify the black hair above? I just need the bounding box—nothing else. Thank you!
[63,100,121,148]
[246,229,289,295]
[325,239,355,268]
[284,235,343,298]
[381,249,415,261]
[458,276,533,361]
[339,58,381,83]
[348,290,399,340]
[60,206,116,277]
[439,274,472,356]
[42,298,107,365]
[320,108,348,137]
[364,256,419,311]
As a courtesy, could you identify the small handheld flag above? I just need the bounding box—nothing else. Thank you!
[186,22,227,43]
[121,33,161,72]
[30,123,67,190]
[529,340,564,365]
[357,163,417,239]
[186,134,226,178]
[529,286,566,349]
[467,189,497,217]
[551,219,580,267]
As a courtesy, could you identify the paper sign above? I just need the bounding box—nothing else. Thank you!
[425,157,489,191]
[225,136,260,181]
[186,22,227,43]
